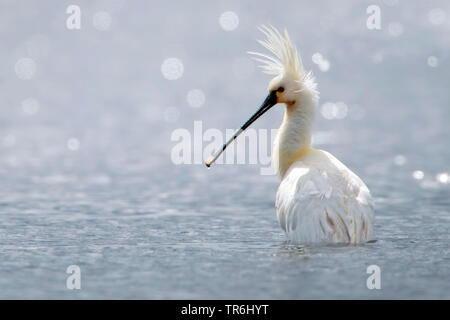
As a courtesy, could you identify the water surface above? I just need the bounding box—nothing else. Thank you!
[0,0,448,299]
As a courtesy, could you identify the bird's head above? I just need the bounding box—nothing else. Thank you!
[267,71,301,105]
[205,25,318,168]
[250,25,318,108]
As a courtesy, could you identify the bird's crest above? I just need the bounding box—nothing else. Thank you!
[248,25,304,77]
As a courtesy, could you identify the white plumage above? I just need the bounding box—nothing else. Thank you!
[206,26,375,244]
[255,26,375,244]
[275,149,374,244]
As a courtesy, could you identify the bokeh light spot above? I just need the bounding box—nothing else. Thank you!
[334,102,348,119]
[318,60,330,72]
[312,53,323,64]
[427,56,438,68]
[321,102,347,119]
[21,98,40,116]
[394,154,406,166]
[187,89,206,108]
[436,172,449,184]
[412,170,424,180]
[15,58,36,80]
[67,138,80,151]
[428,8,446,25]
[312,53,330,72]
[161,58,184,80]
[219,11,239,31]
[321,102,336,120]
[388,22,403,37]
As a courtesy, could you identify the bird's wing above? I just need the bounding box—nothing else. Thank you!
[276,165,374,244]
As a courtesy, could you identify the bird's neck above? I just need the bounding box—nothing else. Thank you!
[273,96,316,178]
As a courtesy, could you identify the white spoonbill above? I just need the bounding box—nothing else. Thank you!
[206,26,374,244]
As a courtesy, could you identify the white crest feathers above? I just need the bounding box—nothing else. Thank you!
[248,25,304,76]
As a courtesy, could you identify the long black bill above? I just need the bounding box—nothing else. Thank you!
[205,90,278,167]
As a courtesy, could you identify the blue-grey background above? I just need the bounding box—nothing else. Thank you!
[0,0,449,299]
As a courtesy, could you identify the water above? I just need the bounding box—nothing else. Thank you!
[0,0,449,299]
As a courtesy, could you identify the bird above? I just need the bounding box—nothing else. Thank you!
[206,25,374,244]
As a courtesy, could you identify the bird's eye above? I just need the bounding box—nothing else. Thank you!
[277,87,285,93]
